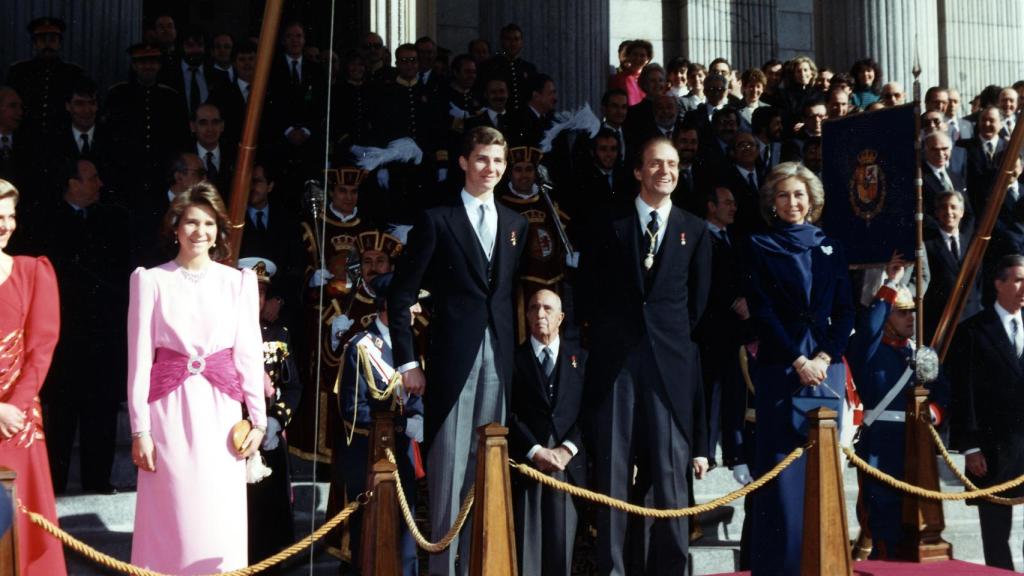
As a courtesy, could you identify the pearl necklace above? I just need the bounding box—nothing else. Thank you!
[178,266,208,284]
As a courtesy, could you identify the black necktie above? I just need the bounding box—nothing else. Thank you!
[255,210,266,232]
[205,151,218,181]
[949,235,959,262]
[80,133,91,155]
[747,170,757,191]
[290,59,300,84]
[681,167,692,190]
[75,207,87,221]
[718,228,731,247]
[763,145,771,166]
[189,66,201,113]
[0,135,10,160]
[541,347,556,400]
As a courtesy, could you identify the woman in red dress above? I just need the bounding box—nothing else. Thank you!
[0,179,66,575]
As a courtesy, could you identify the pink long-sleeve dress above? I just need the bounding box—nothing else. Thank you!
[127,261,267,574]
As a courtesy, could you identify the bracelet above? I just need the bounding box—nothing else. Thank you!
[131,430,150,439]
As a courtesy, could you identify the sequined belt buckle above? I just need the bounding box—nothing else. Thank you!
[187,354,206,375]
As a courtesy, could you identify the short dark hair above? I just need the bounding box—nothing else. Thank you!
[461,126,508,159]
[667,56,690,76]
[592,127,619,148]
[601,88,628,106]
[709,57,731,73]
[67,76,98,101]
[634,136,674,170]
[996,254,1024,282]
[467,38,489,53]
[415,36,435,47]
[500,23,522,37]
[752,107,781,135]
[190,101,221,122]
[395,43,417,57]
[528,73,554,97]
[180,26,206,45]
[233,39,257,58]
[450,53,473,74]
[712,106,740,126]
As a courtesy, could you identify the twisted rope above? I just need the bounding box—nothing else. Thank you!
[385,447,474,552]
[510,445,806,518]
[19,497,364,576]
[926,424,1024,506]
[844,446,1024,500]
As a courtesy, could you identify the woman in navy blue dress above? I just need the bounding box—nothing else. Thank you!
[745,162,854,574]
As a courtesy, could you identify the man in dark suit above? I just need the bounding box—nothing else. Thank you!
[752,106,783,173]
[388,126,528,576]
[923,190,982,344]
[951,253,1024,570]
[670,124,710,216]
[39,158,129,494]
[509,289,586,576]
[571,128,634,221]
[990,155,1024,265]
[159,26,221,118]
[208,39,257,151]
[508,73,556,148]
[189,102,235,193]
[577,136,711,574]
[718,131,765,240]
[682,73,733,141]
[960,105,1008,212]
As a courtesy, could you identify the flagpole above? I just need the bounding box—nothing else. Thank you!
[912,58,925,346]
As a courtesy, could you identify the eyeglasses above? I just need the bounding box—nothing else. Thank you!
[397,57,417,64]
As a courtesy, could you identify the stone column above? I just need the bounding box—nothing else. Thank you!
[814,0,940,94]
[680,0,736,67]
[369,0,418,54]
[480,0,610,110]
[938,0,1024,103]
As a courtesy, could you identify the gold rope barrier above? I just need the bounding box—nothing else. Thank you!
[385,447,475,553]
[844,446,1024,500]
[510,445,806,518]
[925,424,1024,506]
[19,498,364,576]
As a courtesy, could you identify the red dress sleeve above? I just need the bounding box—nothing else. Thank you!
[9,257,60,408]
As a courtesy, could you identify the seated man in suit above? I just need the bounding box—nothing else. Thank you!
[509,289,586,576]
[951,254,1024,570]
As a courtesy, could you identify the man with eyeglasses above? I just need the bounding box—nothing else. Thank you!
[683,73,733,142]
[361,32,394,83]
[921,111,966,184]
[781,99,826,164]
[720,131,765,239]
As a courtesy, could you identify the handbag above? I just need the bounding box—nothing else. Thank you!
[791,376,844,437]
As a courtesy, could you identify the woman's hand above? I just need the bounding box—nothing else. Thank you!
[793,355,827,386]
[240,427,266,459]
[0,403,25,438]
[132,435,156,472]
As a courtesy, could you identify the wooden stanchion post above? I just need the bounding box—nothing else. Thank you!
[360,459,401,576]
[0,469,16,576]
[801,408,852,576]
[900,386,952,561]
[367,410,397,480]
[469,423,517,576]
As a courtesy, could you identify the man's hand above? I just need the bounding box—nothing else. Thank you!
[885,250,906,285]
[531,448,566,473]
[794,355,827,386]
[966,452,988,477]
[692,457,709,480]
[402,367,426,396]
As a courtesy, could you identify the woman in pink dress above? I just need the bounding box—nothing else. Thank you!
[128,183,267,573]
[0,180,67,575]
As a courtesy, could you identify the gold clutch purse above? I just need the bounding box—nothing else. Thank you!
[231,420,252,456]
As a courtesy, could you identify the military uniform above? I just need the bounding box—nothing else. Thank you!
[333,80,372,148]
[847,285,947,558]
[330,312,423,574]
[238,259,304,568]
[478,53,538,113]
[370,77,448,222]
[288,169,377,463]
[498,147,573,343]
[104,44,190,205]
[6,18,83,136]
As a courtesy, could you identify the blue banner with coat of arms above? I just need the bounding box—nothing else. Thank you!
[820,104,918,265]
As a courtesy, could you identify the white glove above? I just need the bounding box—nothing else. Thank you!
[260,417,282,451]
[246,454,273,484]
[404,414,424,443]
[309,268,334,288]
[732,463,753,486]
[565,251,580,268]
[377,168,390,189]
[437,168,448,182]
[330,314,355,351]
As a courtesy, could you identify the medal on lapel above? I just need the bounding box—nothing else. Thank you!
[571,355,578,369]
[511,230,518,246]
[680,233,687,245]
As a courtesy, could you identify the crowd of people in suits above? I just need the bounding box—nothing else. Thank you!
[2,10,1024,576]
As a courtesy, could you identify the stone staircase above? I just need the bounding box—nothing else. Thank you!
[49,407,1024,575]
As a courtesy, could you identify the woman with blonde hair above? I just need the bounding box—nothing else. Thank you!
[128,182,267,573]
[0,179,66,574]
[744,163,854,574]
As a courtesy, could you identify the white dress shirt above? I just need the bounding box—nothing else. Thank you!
[635,195,672,253]
[181,60,210,107]
[525,335,579,460]
[72,126,96,153]
[964,302,1024,455]
[329,204,359,223]
[461,189,497,256]
[198,144,221,171]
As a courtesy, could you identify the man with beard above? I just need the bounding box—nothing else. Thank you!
[160,27,220,118]
[7,17,83,137]
[752,106,783,172]
[671,124,708,214]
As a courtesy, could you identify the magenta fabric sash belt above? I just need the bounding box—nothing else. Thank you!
[149,348,244,403]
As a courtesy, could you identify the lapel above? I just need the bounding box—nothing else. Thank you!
[808,239,830,311]
[979,309,1023,376]
[612,207,644,297]
[443,202,489,289]
[932,234,957,275]
[494,203,517,282]
[553,343,581,421]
